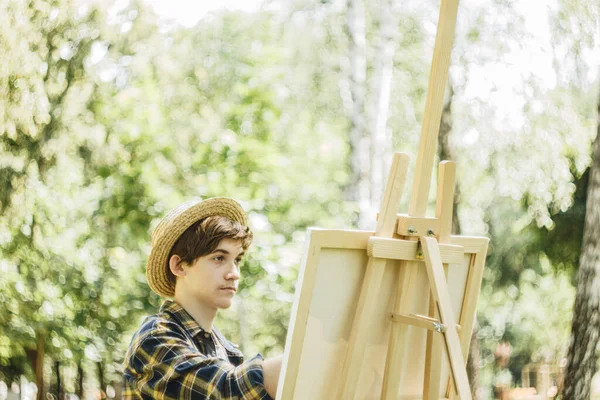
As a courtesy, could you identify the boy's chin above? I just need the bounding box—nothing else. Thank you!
[216,300,234,309]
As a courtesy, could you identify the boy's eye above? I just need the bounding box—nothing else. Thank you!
[214,256,225,262]
[235,258,243,265]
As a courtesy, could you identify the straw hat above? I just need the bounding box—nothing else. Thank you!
[146,197,249,297]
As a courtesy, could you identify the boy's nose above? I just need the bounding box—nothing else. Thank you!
[226,267,240,281]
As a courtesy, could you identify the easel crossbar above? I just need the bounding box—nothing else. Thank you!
[368,237,464,264]
[390,313,461,334]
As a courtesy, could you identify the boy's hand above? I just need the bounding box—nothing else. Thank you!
[262,354,283,398]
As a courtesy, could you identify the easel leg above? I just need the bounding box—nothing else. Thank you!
[425,160,456,399]
[423,290,444,399]
[338,153,410,399]
[381,261,418,400]
[421,237,472,400]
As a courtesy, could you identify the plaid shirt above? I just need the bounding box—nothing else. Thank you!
[123,300,273,400]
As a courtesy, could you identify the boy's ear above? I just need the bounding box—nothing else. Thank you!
[169,255,186,278]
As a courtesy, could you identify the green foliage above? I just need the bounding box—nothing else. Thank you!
[0,0,364,386]
[0,0,597,397]
[529,164,588,279]
[477,255,575,386]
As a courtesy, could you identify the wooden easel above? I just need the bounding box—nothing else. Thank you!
[337,153,472,399]
[337,0,474,398]
[275,0,488,397]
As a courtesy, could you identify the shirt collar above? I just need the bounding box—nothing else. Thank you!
[161,300,209,338]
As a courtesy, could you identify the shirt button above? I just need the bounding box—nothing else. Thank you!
[204,333,210,338]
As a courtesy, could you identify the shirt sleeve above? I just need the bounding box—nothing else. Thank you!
[125,327,273,400]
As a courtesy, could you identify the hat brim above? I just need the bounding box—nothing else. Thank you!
[146,197,248,298]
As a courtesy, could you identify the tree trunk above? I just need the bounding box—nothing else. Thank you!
[76,361,84,399]
[467,324,481,399]
[98,361,106,398]
[368,0,399,223]
[344,0,370,229]
[562,92,600,399]
[55,360,62,400]
[34,332,46,400]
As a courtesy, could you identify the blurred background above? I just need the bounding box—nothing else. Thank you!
[0,0,598,399]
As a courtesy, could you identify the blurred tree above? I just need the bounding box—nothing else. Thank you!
[368,0,401,222]
[342,0,428,228]
[450,0,597,392]
[344,0,370,228]
[0,0,112,397]
[85,0,360,359]
[562,92,600,400]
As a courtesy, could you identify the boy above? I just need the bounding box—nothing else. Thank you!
[123,197,282,399]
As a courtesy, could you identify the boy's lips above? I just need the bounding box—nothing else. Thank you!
[220,286,237,293]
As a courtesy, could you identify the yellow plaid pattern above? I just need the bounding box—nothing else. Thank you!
[123,301,272,399]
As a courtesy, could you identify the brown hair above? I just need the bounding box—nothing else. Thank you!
[167,215,253,283]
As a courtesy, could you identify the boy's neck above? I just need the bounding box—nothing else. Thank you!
[173,294,217,332]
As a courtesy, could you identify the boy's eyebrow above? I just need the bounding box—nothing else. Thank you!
[212,249,245,257]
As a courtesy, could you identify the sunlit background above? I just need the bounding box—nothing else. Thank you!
[0,0,598,398]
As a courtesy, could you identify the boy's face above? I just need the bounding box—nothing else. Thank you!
[178,238,244,310]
